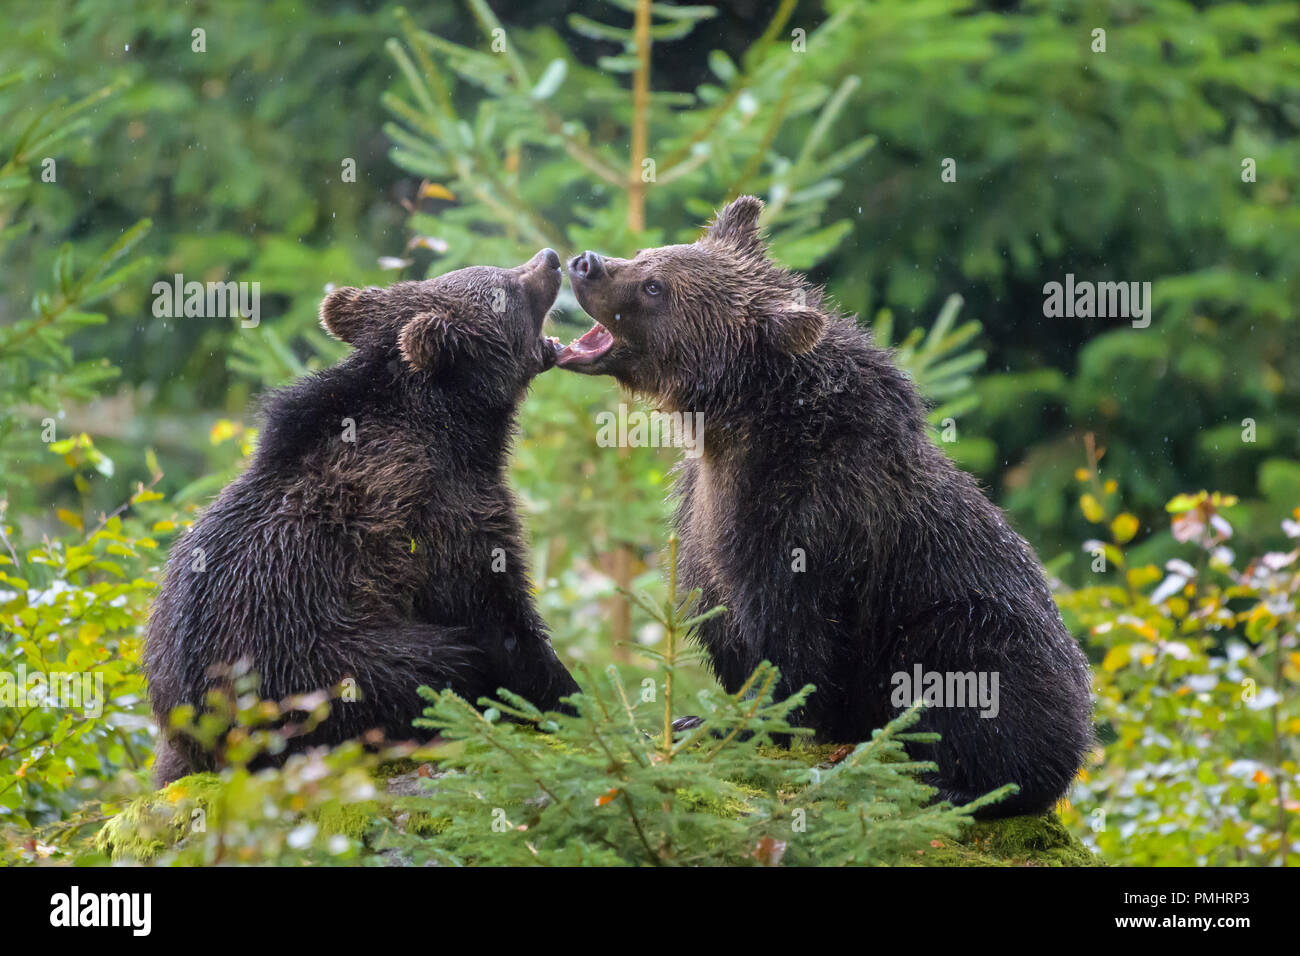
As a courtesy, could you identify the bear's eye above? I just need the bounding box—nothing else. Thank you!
[642,279,663,297]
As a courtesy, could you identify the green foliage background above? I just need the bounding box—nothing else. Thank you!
[0,0,1297,865]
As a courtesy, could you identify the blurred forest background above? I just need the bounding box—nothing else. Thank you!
[1,0,1298,865]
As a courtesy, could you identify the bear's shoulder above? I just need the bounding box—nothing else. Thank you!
[254,352,401,467]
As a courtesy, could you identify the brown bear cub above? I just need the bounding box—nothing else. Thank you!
[557,198,1092,817]
[145,249,579,785]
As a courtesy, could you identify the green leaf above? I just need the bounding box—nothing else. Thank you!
[530,59,567,100]
[768,220,852,270]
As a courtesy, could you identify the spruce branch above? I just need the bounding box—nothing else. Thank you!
[657,0,797,173]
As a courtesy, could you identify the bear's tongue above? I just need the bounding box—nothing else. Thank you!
[556,322,614,367]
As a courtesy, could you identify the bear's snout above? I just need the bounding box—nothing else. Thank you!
[570,251,604,281]
[521,247,561,274]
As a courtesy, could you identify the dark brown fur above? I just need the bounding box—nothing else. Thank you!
[558,199,1092,817]
[145,250,579,785]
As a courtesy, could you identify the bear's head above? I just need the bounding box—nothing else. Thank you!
[556,197,826,406]
[319,247,563,399]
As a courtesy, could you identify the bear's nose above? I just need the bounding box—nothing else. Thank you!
[570,251,604,280]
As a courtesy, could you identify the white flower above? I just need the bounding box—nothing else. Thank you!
[1245,687,1282,711]
[1151,573,1187,604]
[287,823,318,849]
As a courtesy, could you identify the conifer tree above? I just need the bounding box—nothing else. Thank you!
[388,538,1012,866]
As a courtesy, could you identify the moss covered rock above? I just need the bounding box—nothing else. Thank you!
[94,773,223,862]
[917,813,1100,867]
[92,759,1099,866]
[92,762,448,863]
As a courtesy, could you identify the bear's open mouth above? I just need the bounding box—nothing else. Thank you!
[556,323,614,367]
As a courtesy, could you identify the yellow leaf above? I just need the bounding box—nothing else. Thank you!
[65,547,94,572]
[419,182,456,201]
[1102,645,1130,671]
[1080,493,1105,523]
[1128,565,1161,589]
[1166,492,1203,513]
[1074,468,1089,482]
[1111,513,1139,544]
[56,508,83,532]
[210,419,238,445]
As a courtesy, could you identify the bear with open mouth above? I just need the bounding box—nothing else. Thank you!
[556,198,1093,818]
[145,249,579,784]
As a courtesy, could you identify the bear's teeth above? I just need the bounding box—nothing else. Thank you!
[556,322,614,366]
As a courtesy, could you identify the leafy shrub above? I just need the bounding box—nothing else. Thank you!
[86,539,1018,867]
[1057,446,1299,865]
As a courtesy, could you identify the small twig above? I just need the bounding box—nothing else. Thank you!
[620,788,661,865]
[725,77,795,198]
[85,471,163,542]
[661,535,680,757]
[539,110,624,186]
[658,0,797,172]
[703,668,777,761]
[454,697,573,815]
[1270,631,1290,866]
[0,517,19,567]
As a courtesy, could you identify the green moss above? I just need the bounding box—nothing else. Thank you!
[755,741,841,763]
[311,799,384,839]
[372,758,423,780]
[91,754,1100,867]
[676,783,764,819]
[93,773,222,862]
[93,764,453,859]
[917,813,1101,867]
[398,810,452,836]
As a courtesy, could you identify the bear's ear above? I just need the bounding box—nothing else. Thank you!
[765,301,826,355]
[320,286,383,345]
[705,195,765,254]
[399,307,501,374]
[399,308,455,372]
